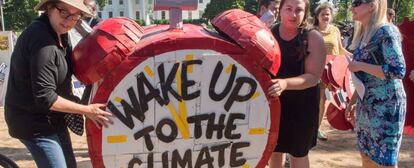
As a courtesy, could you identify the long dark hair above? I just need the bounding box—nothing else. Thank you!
[278,0,311,60]
[279,0,310,29]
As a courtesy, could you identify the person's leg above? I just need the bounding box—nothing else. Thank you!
[360,153,397,168]
[20,134,67,168]
[284,154,290,167]
[318,83,327,126]
[379,165,397,168]
[58,129,77,168]
[290,154,309,168]
[268,152,285,168]
[318,83,328,141]
[360,152,379,168]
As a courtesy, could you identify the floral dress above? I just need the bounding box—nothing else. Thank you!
[353,24,406,166]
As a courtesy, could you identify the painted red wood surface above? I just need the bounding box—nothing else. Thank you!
[321,55,354,130]
[399,17,414,136]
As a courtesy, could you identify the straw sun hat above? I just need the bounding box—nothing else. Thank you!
[35,0,93,17]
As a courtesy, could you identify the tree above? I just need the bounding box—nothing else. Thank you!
[391,0,414,23]
[3,0,39,31]
[96,0,107,10]
[244,0,258,15]
[333,0,414,25]
[334,0,352,24]
[309,0,321,16]
[202,0,245,20]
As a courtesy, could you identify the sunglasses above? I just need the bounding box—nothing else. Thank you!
[54,6,83,21]
[352,0,374,8]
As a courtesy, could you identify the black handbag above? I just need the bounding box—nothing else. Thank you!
[64,113,84,136]
[64,90,87,136]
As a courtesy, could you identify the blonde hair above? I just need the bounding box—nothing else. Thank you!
[349,0,388,50]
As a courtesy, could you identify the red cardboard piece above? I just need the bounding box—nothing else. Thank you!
[72,18,144,84]
[326,62,341,89]
[326,103,353,130]
[399,17,414,136]
[331,55,349,89]
[343,70,354,100]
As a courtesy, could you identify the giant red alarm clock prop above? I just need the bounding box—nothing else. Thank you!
[72,7,281,168]
[399,17,414,137]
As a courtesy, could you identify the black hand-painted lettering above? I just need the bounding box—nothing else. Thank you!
[194,146,214,168]
[148,153,154,168]
[225,113,245,139]
[181,60,202,100]
[187,114,210,139]
[128,157,142,168]
[224,77,257,111]
[209,61,237,101]
[126,87,145,122]
[133,126,155,151]
[230,142,250,167]
[162,151,169,168]
[107,101,134,129]
[156,118,178,143]
[106,87,145,129]
[137,72,165,112]
[211,143,231,167]
[206,113,226,139]
[158,63,182,104]
[172,149,192,168]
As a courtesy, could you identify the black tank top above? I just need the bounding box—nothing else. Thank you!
[272,25,305,78]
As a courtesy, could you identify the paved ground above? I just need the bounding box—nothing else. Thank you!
[1,107,413,167]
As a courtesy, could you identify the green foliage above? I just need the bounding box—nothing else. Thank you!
[244,0,258,15]
[333,0,414,24]
[96,0,107,10]
[135,19,146,26]
[309,0,320,16]
[202,0,245,20]
[392,0,414,24]
[334,0,352,24]
[3,0,39,31]
[152,19,169,25]
[183,18,209,25]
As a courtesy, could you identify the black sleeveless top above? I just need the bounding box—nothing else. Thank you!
[271,25,319,157]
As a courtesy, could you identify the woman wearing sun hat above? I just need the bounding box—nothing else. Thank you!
[4,0,113,167]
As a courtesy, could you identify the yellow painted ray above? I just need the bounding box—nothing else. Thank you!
[161,63,190,139]
[251,91,260,100]
[114,96,123,103]
[144,65,154,77]
[175,66,190,137]
[185,54,194,73]
[226,64,233,74]
[248,128,265,135]
[166,103,190,139]
[107,135,128,144]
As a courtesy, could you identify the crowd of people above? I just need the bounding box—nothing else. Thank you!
[261,0,408,168]
[3,0,411,167]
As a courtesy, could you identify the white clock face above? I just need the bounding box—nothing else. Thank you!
[102,49,271,168]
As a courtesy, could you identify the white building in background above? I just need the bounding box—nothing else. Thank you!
[97,0,211,25]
